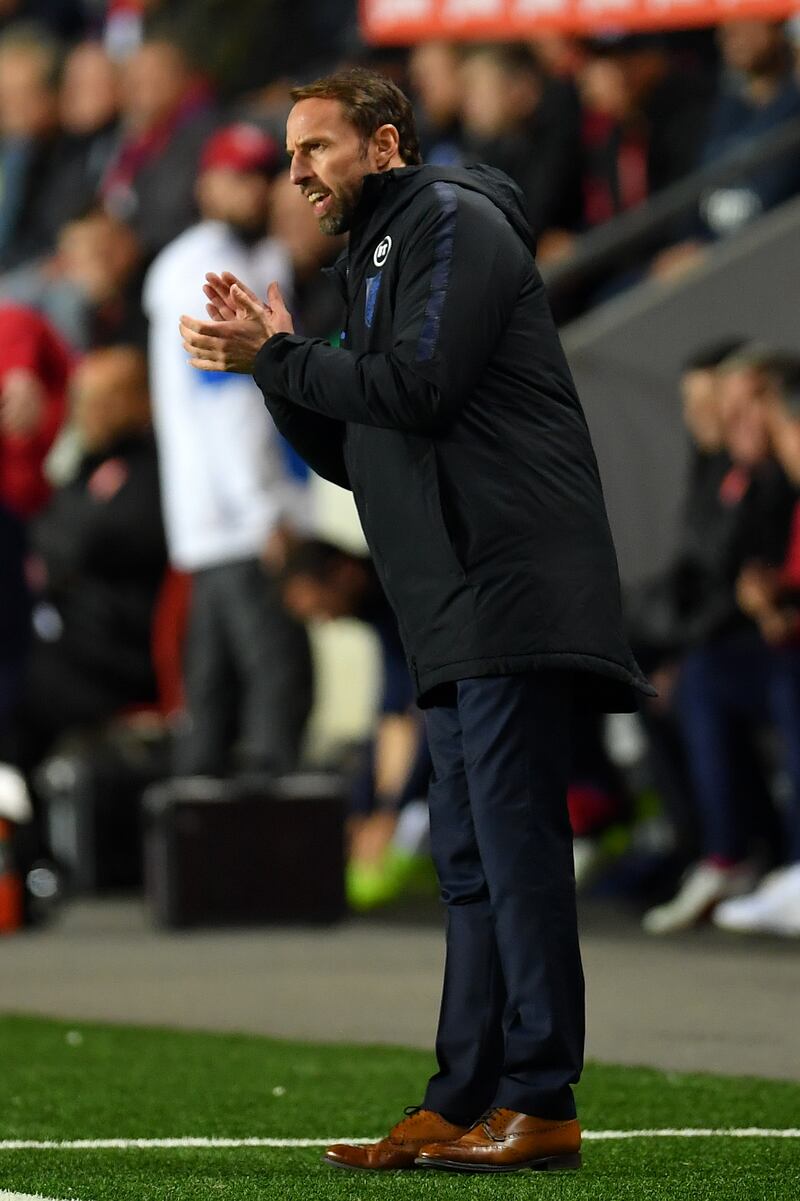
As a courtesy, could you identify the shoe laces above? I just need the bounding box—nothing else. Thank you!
[478,1106,504,1134]
[403,1105,423,1118]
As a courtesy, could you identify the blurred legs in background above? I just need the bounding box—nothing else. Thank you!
[714,645,800,936]
[174,561,312,778]
[643,629,799,934]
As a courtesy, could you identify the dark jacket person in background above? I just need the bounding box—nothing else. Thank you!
[1,346,166,778]
[180,68,652,1175]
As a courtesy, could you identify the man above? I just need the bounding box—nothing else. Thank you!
[0,24,63,269]
[180,68,651,1174]
[716,352,800,936]
[0,206,146,351]
[145,122,312,779]
[102,38,218,256]
[0,305,71,728]
[0,347,165,861]
[458,42,581,240]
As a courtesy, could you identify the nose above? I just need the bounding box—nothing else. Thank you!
[289,152,310,187]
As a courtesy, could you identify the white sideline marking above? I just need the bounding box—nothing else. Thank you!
[0,1129,799,1150]
[0,1192,81,1201]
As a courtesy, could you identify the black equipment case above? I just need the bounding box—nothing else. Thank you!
[143,774,347,927]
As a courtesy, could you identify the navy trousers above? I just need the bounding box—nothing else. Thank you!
[421,673,584,1124]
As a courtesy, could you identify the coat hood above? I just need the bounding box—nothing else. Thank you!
[354,164,537,258]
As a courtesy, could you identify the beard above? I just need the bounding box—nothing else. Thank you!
[317,177,364,236]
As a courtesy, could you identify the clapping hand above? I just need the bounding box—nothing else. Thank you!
[179,272,295,374]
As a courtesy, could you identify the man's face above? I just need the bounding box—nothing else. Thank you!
[60,42,119,136]
[460,55,539,138]
[286,98,377,236]
[270,169,341,275]
[121,41,191,134]
[720,367,773,467]
[283,558,365,622]
[681,368,723,452]
[283,575,350,621]
[718,21,783,76]
[0,47,57,137]
[58,213,139,302]
[409,41,462,127]
[196,167,272,234]
[72,350,150,452]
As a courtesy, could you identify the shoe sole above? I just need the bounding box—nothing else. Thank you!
[415,1152,582,1173]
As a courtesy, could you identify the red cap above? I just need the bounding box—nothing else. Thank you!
[200,123,281,177]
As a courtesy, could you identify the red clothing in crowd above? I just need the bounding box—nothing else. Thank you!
[778,501,800,595]
[0,306,72,518]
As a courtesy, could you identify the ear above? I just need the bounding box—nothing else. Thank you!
[373,122,401,169]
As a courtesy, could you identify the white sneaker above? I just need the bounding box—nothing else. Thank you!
[713,864,800,937]
[0,763,33,823]
[642,860,757,934]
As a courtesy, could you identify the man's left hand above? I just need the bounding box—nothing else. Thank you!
[179,277,295,374]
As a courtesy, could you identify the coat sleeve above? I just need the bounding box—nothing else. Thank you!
[252,183,524,436]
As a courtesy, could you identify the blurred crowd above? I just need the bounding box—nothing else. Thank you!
[627,344,800,937]
[0,2,800,936]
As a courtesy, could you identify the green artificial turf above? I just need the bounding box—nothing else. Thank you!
[0,1014,798,1200]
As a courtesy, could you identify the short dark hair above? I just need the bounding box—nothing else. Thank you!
[681,338,748,374]
[281,538,352,584]
[463,41,546,84]
[716,345,800,412]
[290,67,422,167]
[0,21,63,90]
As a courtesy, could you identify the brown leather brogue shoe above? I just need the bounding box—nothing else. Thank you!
[415,1107,581,1172]
[323,1107,470,1171]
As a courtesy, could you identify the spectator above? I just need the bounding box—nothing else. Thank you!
[0,24,65,268]
[101,37,217,257]
[530,34,586,80]
[702,22,800,232]
[269,169,345,341]
[0,305,71,727]
[47,40,121,227]
[578,36,711,231]
[458,42,582,240]
[714,353,800,935]
[0,206,146,351]
[627,340,746,863]
[281,538,431,909]
[144,122,312,778]
[0,345,165,788]
[627,339,751,666]
[408,40,464,165]
[642,346,798,934]
[653,20,800,278]
[0,305,71,519]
